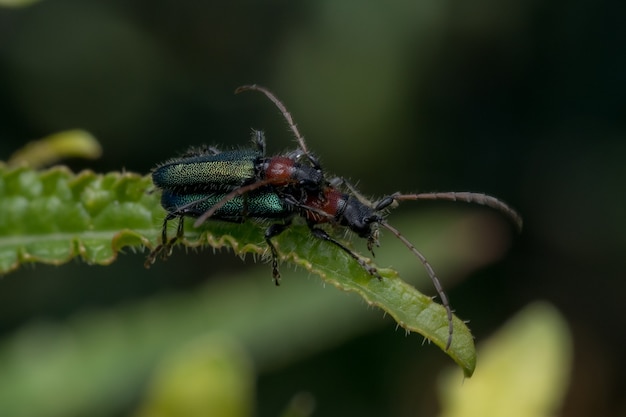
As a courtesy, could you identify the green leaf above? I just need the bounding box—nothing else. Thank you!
[275,226,476,375]
[0,164,158,271]
[0,163,475,374]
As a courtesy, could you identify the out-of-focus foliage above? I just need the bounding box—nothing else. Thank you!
[0,0,623,415]
[132,335,255,417]
[0,0,41,8]
[8,130,102,168]
[438,302,572,417]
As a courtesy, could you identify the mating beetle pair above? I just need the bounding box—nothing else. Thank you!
[145,125,322,281]
[146,85,523,350]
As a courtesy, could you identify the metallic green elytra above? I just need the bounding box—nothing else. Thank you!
[160,188,291,220]
[152,148,262,192]
[145,187,296,279]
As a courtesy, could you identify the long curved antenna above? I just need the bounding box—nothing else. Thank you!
[235,85,312,159]
[392,192,523,232]
[380,220,453,350]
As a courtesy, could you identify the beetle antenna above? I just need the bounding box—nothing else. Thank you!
[380,220,453,350]
[235,85,313,162]
[393,192,523,232]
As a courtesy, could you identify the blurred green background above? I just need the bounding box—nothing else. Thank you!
[0,0,624,416]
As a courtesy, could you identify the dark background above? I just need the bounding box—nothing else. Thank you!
[0,0,625,416]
